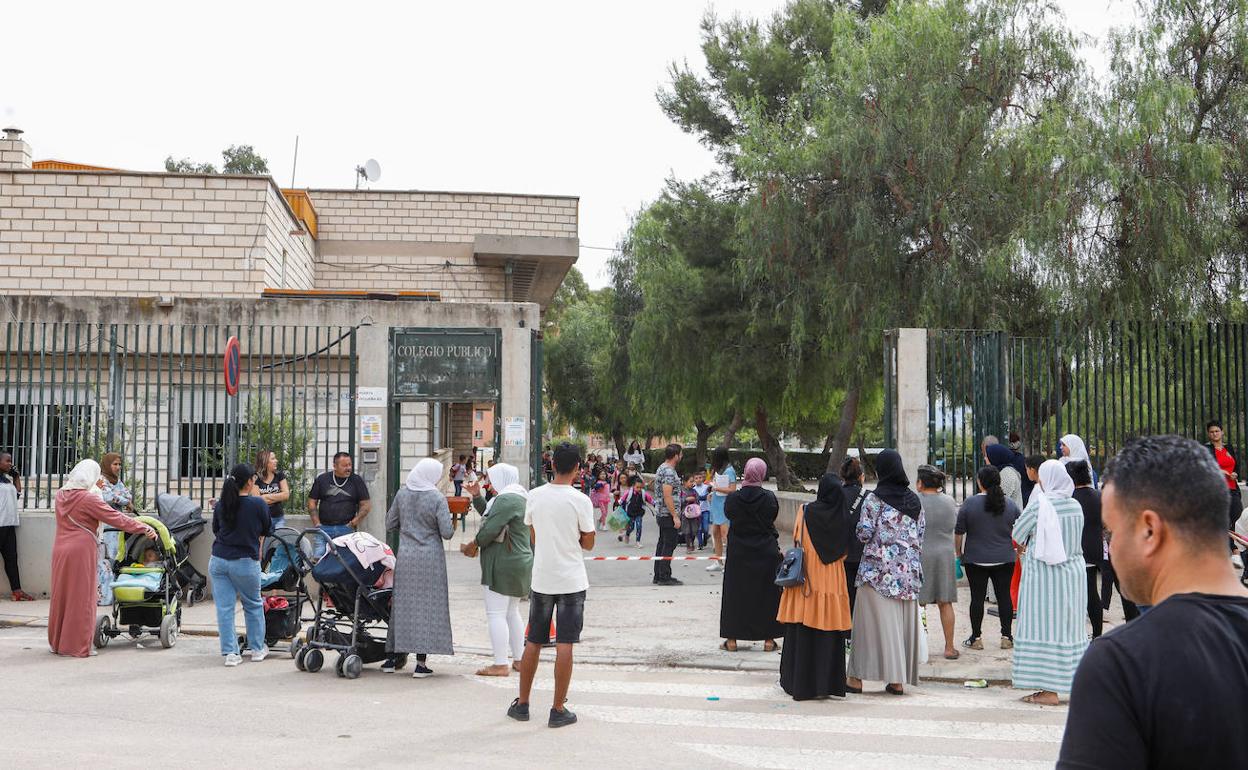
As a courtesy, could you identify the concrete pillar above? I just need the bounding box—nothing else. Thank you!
[499,326,532,486]
[355,324,389,541]
[895,328,929,490]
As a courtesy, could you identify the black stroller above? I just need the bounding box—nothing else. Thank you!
[292,529,404,679]
[154,494,208,606]
[232,527,312,655]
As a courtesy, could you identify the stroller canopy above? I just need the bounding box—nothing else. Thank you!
[156,493,206,536]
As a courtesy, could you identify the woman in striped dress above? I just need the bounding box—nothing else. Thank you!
[1011,459,1087,705]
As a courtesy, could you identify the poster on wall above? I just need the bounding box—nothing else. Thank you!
[359,415,383,447]
[504,417,526,447]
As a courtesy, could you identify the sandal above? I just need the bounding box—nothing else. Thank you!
[943,650,961,660]
[12,590,34,602]
[885,684,905,696]
[1020,691,1060,705]
[718,641,738,652]
[845,682,863,694]
[476,665,511,677]
[511,661,522,673]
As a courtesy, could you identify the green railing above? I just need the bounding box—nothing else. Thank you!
[0,322,358,511]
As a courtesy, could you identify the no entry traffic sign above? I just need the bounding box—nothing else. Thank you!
[224,335,241,396]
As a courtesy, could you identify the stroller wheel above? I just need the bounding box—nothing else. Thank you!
[191,587,205,605]
[334,653,347,678]
[295,647,308,671]
[159,615,178,649]
[94,616,112,649]
[343,654,363,680]
[304,648,324,673]
[290,638,304,660]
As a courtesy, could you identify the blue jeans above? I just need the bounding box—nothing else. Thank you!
[625,515,643,541]
[271,516,286,530]
[311,523,354,561]
[209,555,265,656]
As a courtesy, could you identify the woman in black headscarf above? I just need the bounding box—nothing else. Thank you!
[777,473,855,700]
[846,450,926,695]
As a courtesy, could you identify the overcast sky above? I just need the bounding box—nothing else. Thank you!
[5,1,1132,288]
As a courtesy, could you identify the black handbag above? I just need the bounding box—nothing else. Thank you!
[775,507,807,587]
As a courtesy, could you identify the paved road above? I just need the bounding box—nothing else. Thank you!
[0,627,1068,768]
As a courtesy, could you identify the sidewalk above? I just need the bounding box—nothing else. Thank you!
[2,520,1129,683]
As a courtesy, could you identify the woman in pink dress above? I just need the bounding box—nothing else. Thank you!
[48,459,155,657]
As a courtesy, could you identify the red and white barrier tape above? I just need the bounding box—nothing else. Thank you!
[585,555,723,561]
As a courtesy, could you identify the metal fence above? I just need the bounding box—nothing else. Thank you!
[888,323,1248,499]
[0,322,358,510]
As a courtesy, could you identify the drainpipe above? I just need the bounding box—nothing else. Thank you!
[505,259,515,303]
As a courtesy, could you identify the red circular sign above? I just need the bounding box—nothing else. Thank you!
[224,336,241,396]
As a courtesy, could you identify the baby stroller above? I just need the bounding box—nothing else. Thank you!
[292,529,401,679]
[155,493,209,606]
[236,527,311,655]
[94,516,182,649]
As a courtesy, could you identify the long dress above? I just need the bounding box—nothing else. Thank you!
[720,486,783,641]
[777,506,853,700]
[846,494,925,686]
[917,491,958,604]
[386,488,454,656]
[48,488,150,657]
[1011,495,1088,693]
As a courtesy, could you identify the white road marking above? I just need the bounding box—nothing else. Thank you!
[576,704,1065,744]
[680,742,1056,769]
[465,674,1066,712]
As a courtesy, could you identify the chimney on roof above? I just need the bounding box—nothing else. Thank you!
[0,126,32,170]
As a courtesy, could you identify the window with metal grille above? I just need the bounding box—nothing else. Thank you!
[0,404,35,476]
[44,405,92,475]
[179,422,227,478]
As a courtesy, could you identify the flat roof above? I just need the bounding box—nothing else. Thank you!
[305,188,579,201]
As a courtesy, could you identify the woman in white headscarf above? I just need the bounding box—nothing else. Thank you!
[382,458,454,678]
[48,460,156,657]
[1059,434,1097,486]
[1011,459,1088,705]
[461,463,533,676]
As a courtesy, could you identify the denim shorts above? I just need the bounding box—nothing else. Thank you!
[526,590,586,645]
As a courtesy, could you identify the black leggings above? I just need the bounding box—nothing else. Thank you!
[1101,560,1140,621]
[965,562,1013,639]
[0,526,20,591]
[1086,565,1103,638]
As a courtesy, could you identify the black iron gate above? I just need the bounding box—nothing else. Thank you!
[891,323,1248,499]
[0,322,358,510]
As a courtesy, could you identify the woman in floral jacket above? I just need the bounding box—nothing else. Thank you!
[846,450,926,695]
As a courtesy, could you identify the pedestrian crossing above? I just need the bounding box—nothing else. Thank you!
[467,667,1068,768]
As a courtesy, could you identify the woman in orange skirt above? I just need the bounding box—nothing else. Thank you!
[777,473,855,700]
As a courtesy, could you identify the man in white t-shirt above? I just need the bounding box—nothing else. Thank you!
[508,442,595,729]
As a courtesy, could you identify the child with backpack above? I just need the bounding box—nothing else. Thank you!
[618,477,652,548]
[693,471,712,550]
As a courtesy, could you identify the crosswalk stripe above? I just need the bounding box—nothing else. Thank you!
[680,742,1055,770]
[575,704,1065,744]
[465,674,1067,713]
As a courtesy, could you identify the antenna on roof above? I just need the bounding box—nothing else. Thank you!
[354,158,381,189]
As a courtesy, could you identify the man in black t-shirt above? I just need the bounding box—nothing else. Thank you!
[307,452,371,537]
[1058,435,1248,769]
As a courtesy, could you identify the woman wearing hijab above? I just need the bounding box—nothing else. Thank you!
[986,444,1025,512]
[1059,434,1097,485]
[48,460,156,657]
[847,450,925,695]
[97,452,135,606]
[777,473,854,700]
[718,458,783,652]
[462,463,533,677]
[384,458,455,678]
[1011,459,1088,705]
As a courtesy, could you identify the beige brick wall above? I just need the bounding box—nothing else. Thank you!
[313,253,506,300]
[0,171,311,297]
[261,185,315,291]
[0,139,32,170]
[307,190,578,243]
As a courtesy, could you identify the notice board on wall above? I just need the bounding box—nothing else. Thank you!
[391,328,501,401]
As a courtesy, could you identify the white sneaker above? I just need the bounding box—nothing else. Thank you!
[634,542,644,550]
[706,561,722,572]
[250,646,269,662]
[224,653,242,667]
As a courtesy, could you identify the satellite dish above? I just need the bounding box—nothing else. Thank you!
[354,159,382,188]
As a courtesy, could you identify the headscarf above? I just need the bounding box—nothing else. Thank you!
[1059,434,1090,466]
[1032,459,1074,565]
[63,459,102,491]
[803,473,855,565]
[741,457,767,487]
[406,458,444,492]
[985,444,1016,472]
[872,449,922,519]
[486,462,527,499]
[100,452,122,484]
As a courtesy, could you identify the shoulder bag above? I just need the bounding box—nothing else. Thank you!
[775,505,807,588]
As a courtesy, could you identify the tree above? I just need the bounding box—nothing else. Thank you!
[163,144,270,176]
[221,144,270,175]
[545,265,590,333]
